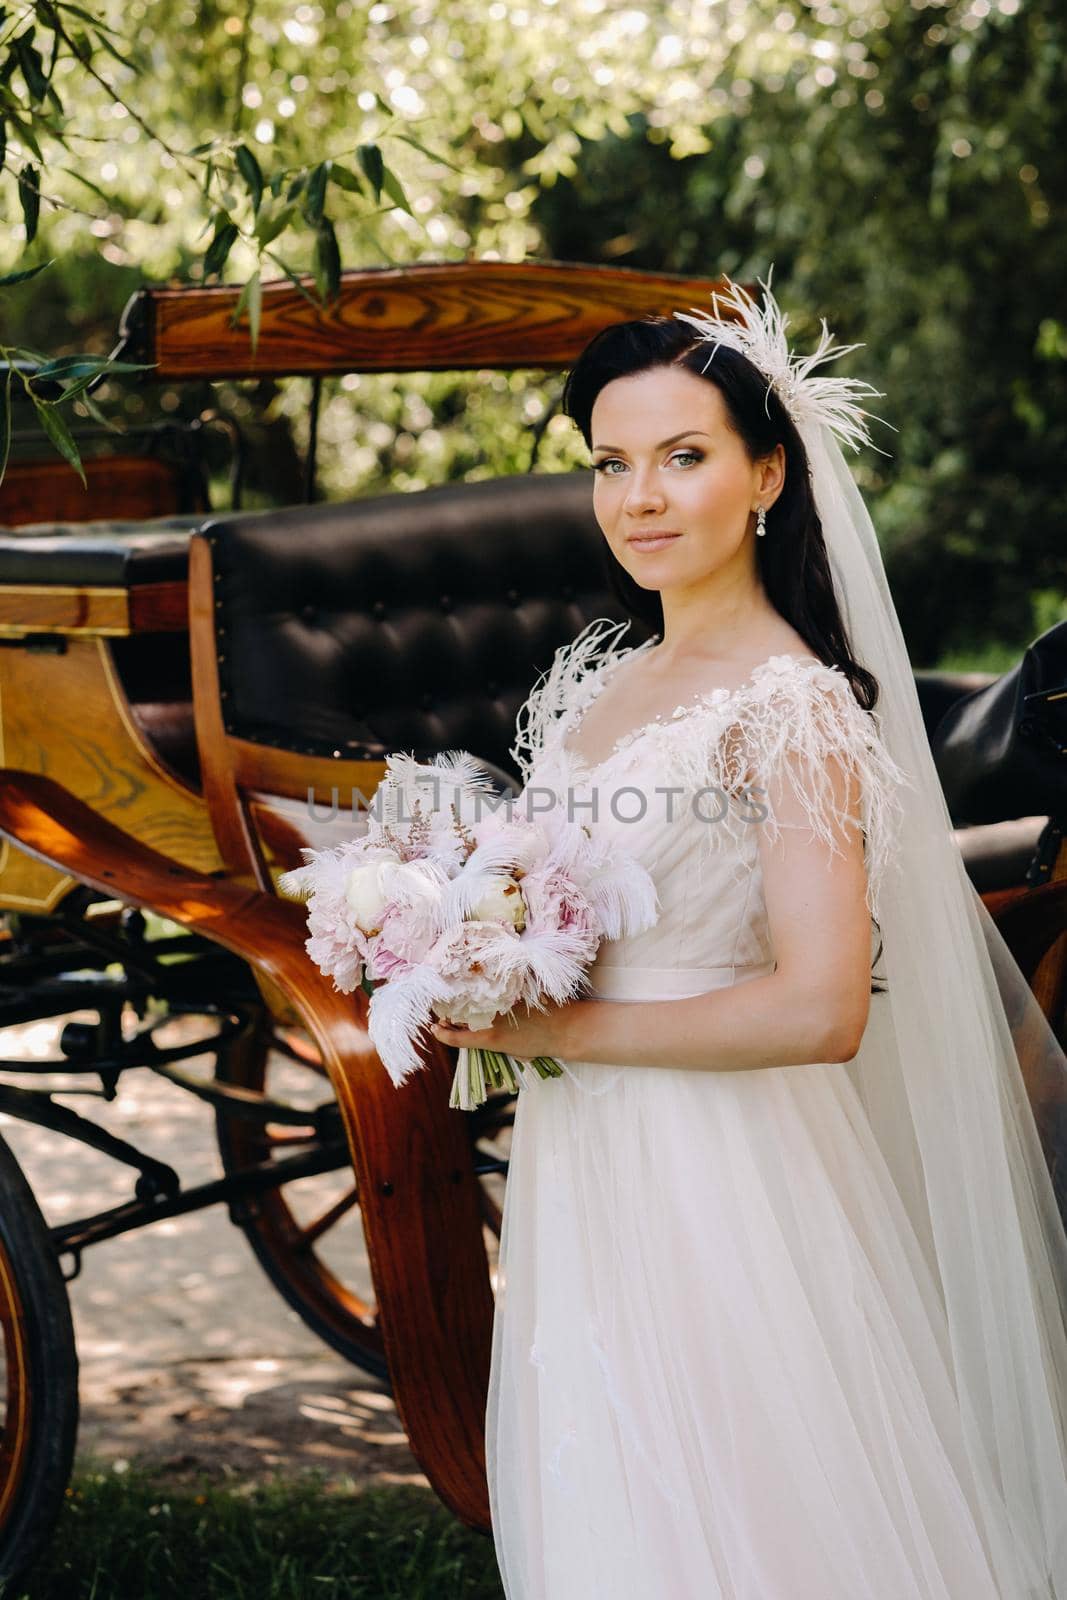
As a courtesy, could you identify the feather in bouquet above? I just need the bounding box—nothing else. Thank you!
[277,751,659,1109]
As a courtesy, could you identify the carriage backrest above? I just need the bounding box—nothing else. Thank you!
[188,472,646,890]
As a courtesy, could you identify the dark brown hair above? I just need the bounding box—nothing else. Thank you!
[562,314,879,711]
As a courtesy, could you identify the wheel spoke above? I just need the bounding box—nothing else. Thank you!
[296,1185,360,1249]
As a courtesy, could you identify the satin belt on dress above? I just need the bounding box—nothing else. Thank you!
[588,960,777,1003]
[547,962,779,1096]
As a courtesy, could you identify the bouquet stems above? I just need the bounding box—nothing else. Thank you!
[448,1046,564,1110]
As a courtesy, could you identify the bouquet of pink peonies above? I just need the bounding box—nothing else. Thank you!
[277,751,659,1109]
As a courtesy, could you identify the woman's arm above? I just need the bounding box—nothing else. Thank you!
[562,746,872,1072]
[432,747,875,1073]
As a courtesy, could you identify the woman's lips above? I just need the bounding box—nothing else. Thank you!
[627,533,682,552]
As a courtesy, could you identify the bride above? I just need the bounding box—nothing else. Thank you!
[429,275,1067,1597]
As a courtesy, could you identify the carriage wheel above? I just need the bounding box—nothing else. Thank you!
[0,1132,79,1590]
[213,993,514,1382]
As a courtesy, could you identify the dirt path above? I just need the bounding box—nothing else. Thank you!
[0,1014,434,1490]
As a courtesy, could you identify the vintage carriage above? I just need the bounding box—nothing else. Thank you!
[0,261,1064,1584]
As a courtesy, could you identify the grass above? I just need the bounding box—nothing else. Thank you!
[9,1461,506,1600]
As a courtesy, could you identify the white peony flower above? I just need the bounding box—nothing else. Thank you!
[346,852,445,937]
[468,873,527,932]
[345,854,401,935]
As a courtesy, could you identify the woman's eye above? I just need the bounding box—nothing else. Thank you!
[591,451,700,473]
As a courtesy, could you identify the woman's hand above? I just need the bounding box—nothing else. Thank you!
[429,998,575,1060]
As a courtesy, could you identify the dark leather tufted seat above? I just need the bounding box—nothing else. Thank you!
[0,514,201,585]
[202,471,638,780]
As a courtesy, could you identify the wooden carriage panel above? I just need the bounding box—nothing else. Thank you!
[0,456,195,529]
[121,259,731,380]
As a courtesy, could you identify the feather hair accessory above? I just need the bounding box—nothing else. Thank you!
[673,266,894,456]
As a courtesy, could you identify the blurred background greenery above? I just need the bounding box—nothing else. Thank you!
[1,0,1064,667]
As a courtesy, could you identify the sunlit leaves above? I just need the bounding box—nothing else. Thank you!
[235,143,263,212]
[329,162,367,196]
[30,393,85,484]
[0,278,156,484]
[230,267,262,352]
[312,216,341,304]
[252,194,297,248]
[17,163,40,243]
[303,161,329,223]
[381,164,412,214]
[11,29,49,105]
[203,212,239,279]
[0,260,53,287]
[357,142,385,202]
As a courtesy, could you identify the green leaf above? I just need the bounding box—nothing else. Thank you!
[67,28,93,63]
[235,143,263,213]
[0,119,6,170]
[31,397,86,486]
[286,172,306,203]
[32,354,153,383]
[77,389,118,430]
[0,258,52,287]
[312,217,341,305]
[304,160,329,224]
[89,25,140,71]
[17,163,40,244]
[229,267,262,354]
[55,4,127,38]
[329,162,366,196]
[381,162,411,215]
[262,251,321,310]
[203,215,239,279]
[393,131,464,174]
[13,32,47,103]
[247,268,262,352]
[357,142,384,202]
[6,111,43,163]
[253,195,295,247]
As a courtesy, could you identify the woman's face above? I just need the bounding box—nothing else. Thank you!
[589,364,782,594]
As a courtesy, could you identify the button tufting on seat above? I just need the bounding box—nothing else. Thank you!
[300,603,316,623]
[373,600,388,619]
[506,587,521,606]
[439,594,453,612]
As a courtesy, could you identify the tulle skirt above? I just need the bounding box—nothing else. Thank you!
[485,965,1037,1600]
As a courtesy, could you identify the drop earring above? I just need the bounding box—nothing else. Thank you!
[755,505,767,537]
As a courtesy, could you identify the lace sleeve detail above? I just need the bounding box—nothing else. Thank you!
[509,616,650,785]
[719,658,913,924]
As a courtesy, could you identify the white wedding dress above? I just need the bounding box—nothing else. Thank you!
[485,617,1050,1600]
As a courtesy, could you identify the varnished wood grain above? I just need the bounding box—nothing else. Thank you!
[0,580,190,637]
[0,636,222,915]
[0,456,192,528]
[126,259,737,380]
[0,769,494,1531]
